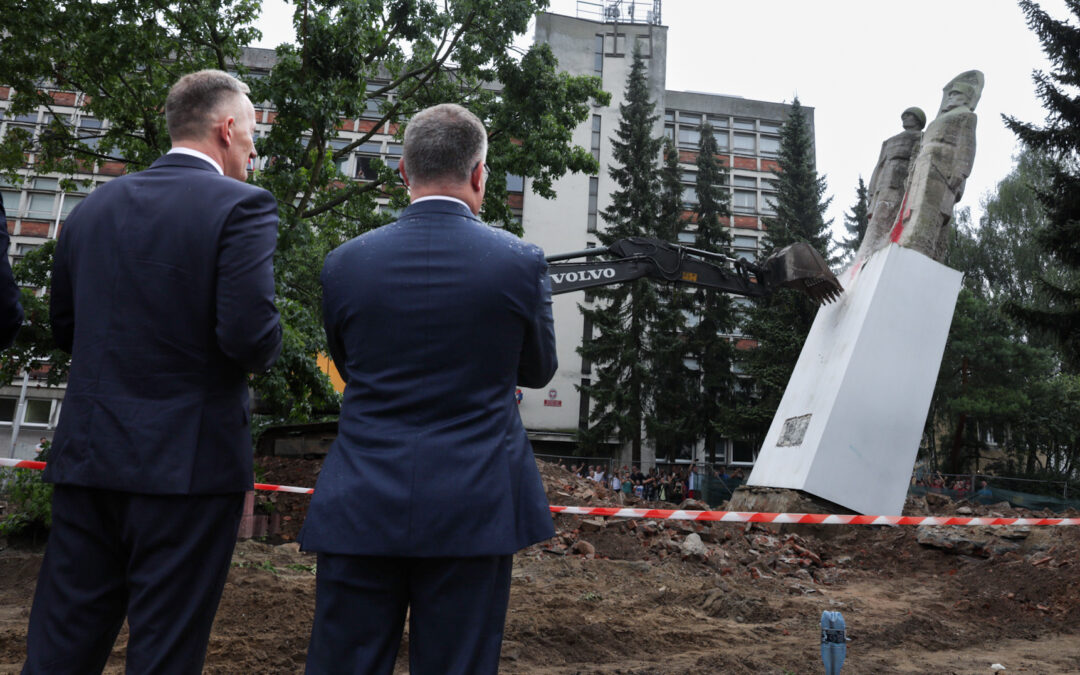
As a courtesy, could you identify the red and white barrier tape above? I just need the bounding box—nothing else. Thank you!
[4,457,1076,525]
[1,458,45,471]
[0,457,316,495]
[253,481,313,495]
[550,505,1080,526]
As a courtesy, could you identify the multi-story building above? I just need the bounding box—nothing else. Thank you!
[0,3,814,466]
[517,6,814,468]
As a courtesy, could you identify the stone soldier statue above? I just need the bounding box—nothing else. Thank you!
[855,107,925,261]
[896,70,983,261]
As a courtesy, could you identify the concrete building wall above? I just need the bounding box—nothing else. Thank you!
[519,14,669,435]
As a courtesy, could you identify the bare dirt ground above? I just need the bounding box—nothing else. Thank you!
[0,459,1078,674]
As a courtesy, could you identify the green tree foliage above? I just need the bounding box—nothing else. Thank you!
[0,467,53,539]
[930,281,1057,475]
[0,0,260,384]
[1002,0,1080,372]
[578,48,662,463]
[0,241,68,386]
[928,147,1080,479]
[646,139,695,463]
[737,98,834,443]
[687,124,739,463]
[950,150,1056,309]
[839,176,869,263]
[0,0,263,176]
[0,0,607,423]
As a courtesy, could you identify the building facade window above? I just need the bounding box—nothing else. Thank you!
[732,189,756,212]
[26,191,57,220]
[60,194,84,219]
[760,135,781,156]
[677,127,700,148]
[1,189,20,215]
[0,397,58,428]
[761,192,777,215]
[593,34,604,75]
[591,114,601,161]
[732,133,755,154]
[581,317,592,375]
[587,176,599,232]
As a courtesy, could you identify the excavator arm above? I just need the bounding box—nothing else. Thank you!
[546,237,843,304]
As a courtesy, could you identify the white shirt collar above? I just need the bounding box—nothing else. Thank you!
[167,147,224,176]
[410,195,472,211]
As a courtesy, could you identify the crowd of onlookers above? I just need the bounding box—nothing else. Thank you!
[913,473,997,500]
[558,461,745,504]
[913,473,973,496]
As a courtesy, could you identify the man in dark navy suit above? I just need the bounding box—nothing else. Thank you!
[301,103,557,674]
[23,70,281,673]
[0,202,23,349]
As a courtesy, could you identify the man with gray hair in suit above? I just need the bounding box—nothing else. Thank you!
[23,69,281,673]
[301,103,557,674]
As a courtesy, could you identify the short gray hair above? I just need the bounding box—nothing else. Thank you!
[402,104,487,185]
[165,70,250,142]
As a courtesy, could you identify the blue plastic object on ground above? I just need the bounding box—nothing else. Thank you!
[820,610,846,674]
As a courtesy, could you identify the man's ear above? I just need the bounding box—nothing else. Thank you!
[398,158,409,187]
[218,116,235,148]
[469,162,484,192]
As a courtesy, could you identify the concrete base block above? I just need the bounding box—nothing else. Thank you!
[746,245,962,516]
[726,486,851,516]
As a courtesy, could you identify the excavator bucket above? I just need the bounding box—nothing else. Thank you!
[761,243,843,304]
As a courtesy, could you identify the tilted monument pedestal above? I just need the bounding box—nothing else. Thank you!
[733,244,962,516]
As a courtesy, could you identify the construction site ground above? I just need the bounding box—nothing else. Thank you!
[0,459,1078,674]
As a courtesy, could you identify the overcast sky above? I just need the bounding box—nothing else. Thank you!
[253,0,1068,240]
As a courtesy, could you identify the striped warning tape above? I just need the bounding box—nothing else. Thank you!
[549,505,1080,526]
[253,482,313,495]
[0,457,316,495]
[3,457,1075,525]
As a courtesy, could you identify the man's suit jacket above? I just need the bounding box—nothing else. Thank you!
[46,153,282,495]
[0,203,23,348]
[299,199,557,557]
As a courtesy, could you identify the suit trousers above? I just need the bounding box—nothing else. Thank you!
[23,485,244,674]
[305,553,513,675]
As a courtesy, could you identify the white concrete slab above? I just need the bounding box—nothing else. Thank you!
[746,244,962,515]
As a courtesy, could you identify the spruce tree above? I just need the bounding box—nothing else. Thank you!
[578,48,664,464]
[646,139,696,463]
[839,177,869,262]
[687,124,739,464]
[737,97,834,442]
[1002,0,1080,371]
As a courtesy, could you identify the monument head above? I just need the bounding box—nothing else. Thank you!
[937,70,984,115]
[901,107,926,131]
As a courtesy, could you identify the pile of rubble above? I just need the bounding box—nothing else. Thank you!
[530,461,1076,589]
[531,461,846,590]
